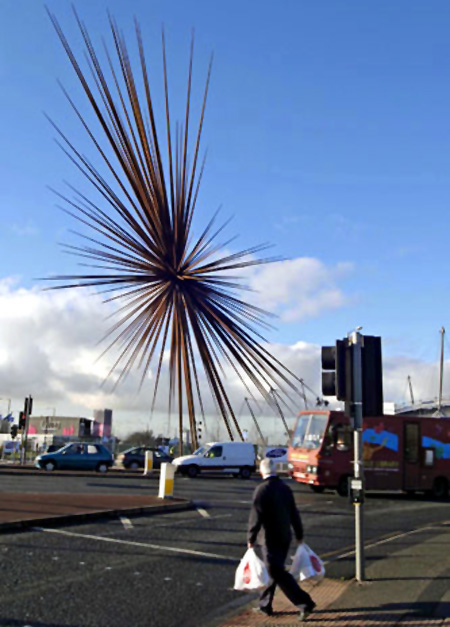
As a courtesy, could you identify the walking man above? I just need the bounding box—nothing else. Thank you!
[248,457,316,621]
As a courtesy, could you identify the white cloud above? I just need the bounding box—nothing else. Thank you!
[1,276,447,441]
[247,257,353,322]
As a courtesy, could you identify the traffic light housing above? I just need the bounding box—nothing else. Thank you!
[321,335,383,418]
[10,424,18,439]
[321,339,349,400]
[24,396,33,416]
[361,335,383,417]
[18,411,26,430]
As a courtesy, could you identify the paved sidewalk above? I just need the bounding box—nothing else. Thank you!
[215,523,450,626]
[0,491,194,531]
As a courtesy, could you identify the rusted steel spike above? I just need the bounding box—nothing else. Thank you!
[45,11,301,449]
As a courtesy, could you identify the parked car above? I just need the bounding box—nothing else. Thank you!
[117,446,173,470]
[45,444,63,454]
[35,442,114,473]
[172,441,256,478]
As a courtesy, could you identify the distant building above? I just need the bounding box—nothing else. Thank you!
[27,409,113,439]
[27,415,95,438]
[93,409,113,437]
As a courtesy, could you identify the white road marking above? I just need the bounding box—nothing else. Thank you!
[151,513,231,528]
[209,499,252,505]
[196,508,210,518]
[120,516,133,530]
[324,524,439,565]
[33,527,239,562]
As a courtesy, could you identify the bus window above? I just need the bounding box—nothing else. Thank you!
[335,425,352,452]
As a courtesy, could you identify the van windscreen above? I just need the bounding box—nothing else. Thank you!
[193,445,208,456]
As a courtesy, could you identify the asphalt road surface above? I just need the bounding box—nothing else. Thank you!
[1,472,450,627]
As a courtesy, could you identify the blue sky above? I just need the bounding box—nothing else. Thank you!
[1,1,450,434]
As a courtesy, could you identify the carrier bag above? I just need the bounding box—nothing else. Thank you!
[290,543,325,582]
[234,548,270,591]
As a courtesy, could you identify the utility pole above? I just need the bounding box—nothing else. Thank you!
[438,327,445,415]
[349,330,365,582]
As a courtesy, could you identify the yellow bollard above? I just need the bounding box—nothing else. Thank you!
[158,462,175,498]
[143,450,154,475]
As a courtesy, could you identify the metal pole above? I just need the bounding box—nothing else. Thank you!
[245,398,266,446]
[407,375,415,406]
[438,327,445,414]
[20,397,29,465]
[269,388,291,440]
[350,331,365,582]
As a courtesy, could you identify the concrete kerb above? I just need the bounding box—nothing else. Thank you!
[0,465,160,479]
[0,499,195,533]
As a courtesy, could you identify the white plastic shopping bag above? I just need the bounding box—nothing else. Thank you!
[290,543,325,582]
[234,548,270,591]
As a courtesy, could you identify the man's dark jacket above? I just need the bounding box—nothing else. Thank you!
[247,476,303,548]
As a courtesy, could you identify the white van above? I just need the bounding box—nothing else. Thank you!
[172,441,256,479]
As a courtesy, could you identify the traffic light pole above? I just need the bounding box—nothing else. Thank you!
[20,395,32,465]
[350,331,365,582]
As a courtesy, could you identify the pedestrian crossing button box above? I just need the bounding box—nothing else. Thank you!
[349,477,364,504]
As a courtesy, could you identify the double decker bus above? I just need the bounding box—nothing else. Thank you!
[288,410,450,498]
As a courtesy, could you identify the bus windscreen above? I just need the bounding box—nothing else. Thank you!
[291,414,328,450]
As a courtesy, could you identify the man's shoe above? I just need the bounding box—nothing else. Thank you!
[253,606,273,617]
[298,601,315,621]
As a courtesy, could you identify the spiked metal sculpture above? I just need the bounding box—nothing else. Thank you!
[44,10,300,452]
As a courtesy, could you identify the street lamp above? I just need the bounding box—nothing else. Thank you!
[42,408,56,451]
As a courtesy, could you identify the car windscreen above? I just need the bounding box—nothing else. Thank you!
[291,414,329,450]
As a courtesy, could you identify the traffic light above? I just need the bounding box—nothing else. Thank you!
[197,421,202,441]
[18,411,26,430]
[321,335,383,418]
[321,339,349,400]
[10,424,18,439]
[24,396,33,416]
[361,336,383,417]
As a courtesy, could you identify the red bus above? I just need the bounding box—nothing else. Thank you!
[288,410,450,498]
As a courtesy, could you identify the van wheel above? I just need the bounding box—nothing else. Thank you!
[337,476,350,497]
[432,477,449,499]
[239,467,251,479]
[310,485,325,494]
[187,465,199,478]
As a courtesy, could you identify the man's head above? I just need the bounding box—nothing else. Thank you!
[259,457,277,479]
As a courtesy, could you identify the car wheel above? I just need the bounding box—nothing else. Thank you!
[337,475,350,497]
[97,463,109,473]
[239,467,251,479]
[310,485,325,494]
[187,465,199,478]
[432,477,449,499]
[44,460,56,472]
[129,461,139,470]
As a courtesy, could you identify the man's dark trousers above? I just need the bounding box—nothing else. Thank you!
[259,542,313,611]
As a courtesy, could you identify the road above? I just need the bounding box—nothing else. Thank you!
[1,472,449,627]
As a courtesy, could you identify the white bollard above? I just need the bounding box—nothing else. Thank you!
[143,450,154,475]
[158,462,175,499]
